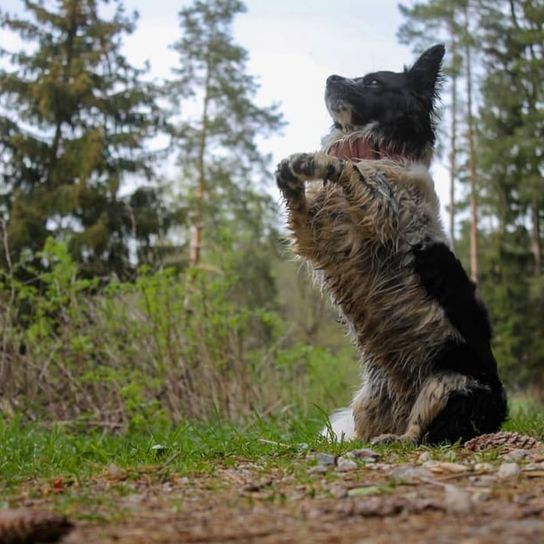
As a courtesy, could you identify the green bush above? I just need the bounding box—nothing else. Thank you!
[0,239,358,430]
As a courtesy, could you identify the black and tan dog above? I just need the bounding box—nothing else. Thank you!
[276,45,507,444]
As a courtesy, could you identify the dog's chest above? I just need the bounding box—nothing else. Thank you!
[300,171,454,372]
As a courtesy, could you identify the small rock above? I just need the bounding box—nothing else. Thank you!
[124,494,146,503]
[315,453,337,466]
[423,461,470,474]
[329,485,348,498]
[390,464,433,483]
[444,484,473,515]
[337,454,356,464]
[288,490,306,501]
[502,449,531,462]
[372,463,393,471]
[107,463,125,480]
[497,462,521,480]
[308,465,328,475]
[336,459,358,472]
[305,508,323,520]
[417,451,432,463]
[469,475,498,487]
[339,452,355,460]
[351,448,381,462]
[523,462,544,472]
[499,520,544,534]
[474,462,494,473]
[472,488,492,502]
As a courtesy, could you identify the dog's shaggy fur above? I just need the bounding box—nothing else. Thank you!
[276,45,507,445]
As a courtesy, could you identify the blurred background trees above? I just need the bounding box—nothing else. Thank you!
[164,0,283,312]
[0,0,542,427]
[399,0,544,389]
[0,0,164,279]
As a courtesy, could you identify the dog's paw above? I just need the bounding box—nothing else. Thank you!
[275,157,306,210]
[275,153,317,190]
[370,433,400,446]
[276,152,345,189]
[276,156,304,192]
[370,433,417,446]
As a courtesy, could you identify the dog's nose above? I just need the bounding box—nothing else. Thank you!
[327,74,344,85]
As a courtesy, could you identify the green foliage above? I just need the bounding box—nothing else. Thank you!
[0,1,345,433]
[0,240,356,429]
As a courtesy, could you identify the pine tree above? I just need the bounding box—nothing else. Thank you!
[165,0,283,271]
[0,0,161,279]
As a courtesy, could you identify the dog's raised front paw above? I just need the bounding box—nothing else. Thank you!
[276,156,306,210]
[277,152,345,184]
[276,152,318,189]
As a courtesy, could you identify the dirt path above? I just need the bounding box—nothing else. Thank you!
[12,446,544,544]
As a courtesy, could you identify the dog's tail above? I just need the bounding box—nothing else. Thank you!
[321,407,356,441]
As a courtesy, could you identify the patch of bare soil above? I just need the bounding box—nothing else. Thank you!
[11,447,544,544]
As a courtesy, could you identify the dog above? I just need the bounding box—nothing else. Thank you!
[275,45,507,445]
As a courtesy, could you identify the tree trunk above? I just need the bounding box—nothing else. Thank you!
[531,203,542,276]
[463,5,479,283]
[448,78,457,249]
[448,18,459,249]
[189,67,211,267]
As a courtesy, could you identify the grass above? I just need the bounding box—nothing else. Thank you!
[1,398,544,517]
[0,412,338,487]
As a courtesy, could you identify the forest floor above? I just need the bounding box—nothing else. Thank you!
[3,409,544,544]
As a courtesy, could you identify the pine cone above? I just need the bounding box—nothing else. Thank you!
[0,509,73,544]
[464,431,541,453]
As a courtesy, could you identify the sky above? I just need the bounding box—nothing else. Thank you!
[0,0,450,219]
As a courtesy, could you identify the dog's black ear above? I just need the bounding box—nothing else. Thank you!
[407,44,445,96]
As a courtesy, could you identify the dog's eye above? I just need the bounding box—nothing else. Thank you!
[366,78,380,87]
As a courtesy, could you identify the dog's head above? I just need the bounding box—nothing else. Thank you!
[324,45,445,162]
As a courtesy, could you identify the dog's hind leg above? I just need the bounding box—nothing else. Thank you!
[351,378,398,441]
[370,372,470,445]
